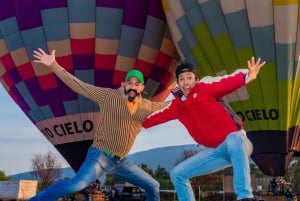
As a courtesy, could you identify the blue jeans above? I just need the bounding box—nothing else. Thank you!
[170,130,253,201]
[28,146,160,201]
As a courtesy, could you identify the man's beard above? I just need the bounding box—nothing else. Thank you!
[125,89,139,102]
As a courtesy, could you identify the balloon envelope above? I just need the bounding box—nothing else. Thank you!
[0,0,179,171]
[162,0,300,176]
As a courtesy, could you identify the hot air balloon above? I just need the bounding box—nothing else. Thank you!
[162,0,300,176]
[0,0,180,172]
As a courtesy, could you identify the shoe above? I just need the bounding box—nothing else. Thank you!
[238,198,256,201]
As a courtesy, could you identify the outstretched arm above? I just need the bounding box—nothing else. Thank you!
[245,57,265,84]
[200,57,265,98]
[32,48,107,103]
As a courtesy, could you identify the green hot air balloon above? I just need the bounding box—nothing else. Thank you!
[0,0,180,172]
[162,0,299,176]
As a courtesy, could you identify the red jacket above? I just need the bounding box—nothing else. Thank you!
[143,70,247,148]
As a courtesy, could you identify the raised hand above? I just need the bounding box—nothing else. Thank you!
[245,57,266,83]
[33,48,56,67]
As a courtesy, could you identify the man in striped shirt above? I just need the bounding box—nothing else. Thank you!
[29,48,170,201]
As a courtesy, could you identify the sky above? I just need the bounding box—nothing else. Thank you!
[0,84,196,176]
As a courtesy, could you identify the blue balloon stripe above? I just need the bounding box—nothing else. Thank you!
[21,27,46,61]
[9,85,30,111]
[63,99,81,115]
[74,68,108,128]
[176,16,198,49]
[75,69,95,85]
[41,8,70,41]
[40,105,55,119]
[180,0,199,12]
[95,7,123,39]
[68,0,96,23]
[142,16,165,50]
[276,43,296,81]
[200,0,227,37]
[177,39,197,65]
[185,6,205,28]
[0,18,24,51]
[77,96,99,113]
[28,107,45,122]
[15,81,38,112]
[118,25,144,57]
[73,69,98,115]
[224,10,252,49]
[251,26,276,63]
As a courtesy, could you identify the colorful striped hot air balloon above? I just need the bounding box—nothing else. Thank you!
[0,0,179,171]
[162,0,300,176]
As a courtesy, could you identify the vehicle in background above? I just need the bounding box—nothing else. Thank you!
[117,186,146,201]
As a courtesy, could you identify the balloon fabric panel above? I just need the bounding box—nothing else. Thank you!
[163,0,300,176]
[0,0,180,171]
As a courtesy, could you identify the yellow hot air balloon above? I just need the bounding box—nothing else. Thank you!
[162,0,299,176]
[0,0,179,172]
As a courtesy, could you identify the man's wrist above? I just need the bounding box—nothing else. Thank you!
[245,73,256,84]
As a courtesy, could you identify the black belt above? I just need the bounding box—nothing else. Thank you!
[114,155,121,160]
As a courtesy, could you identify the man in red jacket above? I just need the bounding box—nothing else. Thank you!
[143,57,265,201]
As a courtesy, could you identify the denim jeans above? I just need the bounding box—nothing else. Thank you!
[170,130,253,201]
[28,146,160,201]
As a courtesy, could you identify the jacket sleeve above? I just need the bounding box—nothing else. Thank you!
[50,61,107,103]
[200,69,248,98]
[143,99,179,128]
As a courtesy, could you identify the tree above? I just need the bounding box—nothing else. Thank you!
[155,165,169,179]
[140,163,154,177]
[283,157,300,192]
[0,170,12,181]
[31,151,62,190]
[154,165,172,189]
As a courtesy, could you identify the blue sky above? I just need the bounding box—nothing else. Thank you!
[0,84,195,176]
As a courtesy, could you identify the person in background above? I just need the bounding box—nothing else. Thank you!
[284,188,293,201]
[109,186,119,201]
[268,178,278,195]
[83,179,102,201]
[28,48,170,201]
[143,57,266,201]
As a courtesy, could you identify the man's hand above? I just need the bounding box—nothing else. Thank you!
[245,56,266,84]
[33,48,56,67]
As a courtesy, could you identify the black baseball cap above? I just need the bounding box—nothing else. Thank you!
[175,62,197,79]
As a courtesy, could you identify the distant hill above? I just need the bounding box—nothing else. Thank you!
[11,144,201,181]
[127,144,201,171]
